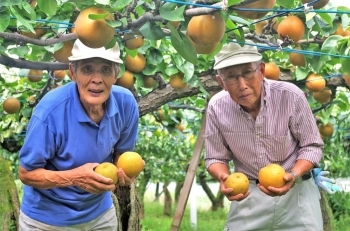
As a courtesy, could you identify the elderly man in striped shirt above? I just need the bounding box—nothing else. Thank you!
[205,40,324,231]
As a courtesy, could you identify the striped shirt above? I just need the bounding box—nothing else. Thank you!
[204,79,324,179]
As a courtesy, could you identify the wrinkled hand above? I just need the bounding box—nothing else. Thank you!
[219,173,250,201]
[312,168,340,194]
[71,163,116,194]
[258,173,294,197]
[116,168,134,187]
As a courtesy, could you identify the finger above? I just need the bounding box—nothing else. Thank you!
[117,170,127,186]
[93,173,114,185]
[222,188,234,195]
[319,176,335,183]
[318,171,330,176]
[322,186,333,194]
[257,184,275,196]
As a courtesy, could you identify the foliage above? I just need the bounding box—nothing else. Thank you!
[313,88,350,177]
[1,0,350,229]
[134,104,203,183]
[327,192,350,220]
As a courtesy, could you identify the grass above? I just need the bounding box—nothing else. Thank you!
[141,200,350,231]
[334,215,350,231]
[141,200,227,231]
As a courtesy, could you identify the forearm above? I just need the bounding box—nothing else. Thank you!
[207,162,230,182]
[19,166,74,189]
[291,159,315,176]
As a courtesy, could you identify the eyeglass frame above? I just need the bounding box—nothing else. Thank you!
[220,64,261,86]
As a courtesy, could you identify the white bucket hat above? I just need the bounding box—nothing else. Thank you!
[68,39,123,64]
[213,40,262,70]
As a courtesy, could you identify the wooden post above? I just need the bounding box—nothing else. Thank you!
[170,113,206,231]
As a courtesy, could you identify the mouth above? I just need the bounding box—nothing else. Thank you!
[89,89,103,95]
[239,94,251,100]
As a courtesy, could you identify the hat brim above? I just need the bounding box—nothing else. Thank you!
[214,54,262,70]
[68,55,123,64]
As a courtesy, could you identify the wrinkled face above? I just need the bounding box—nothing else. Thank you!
[216,62,265,109]
[69,58,119,108]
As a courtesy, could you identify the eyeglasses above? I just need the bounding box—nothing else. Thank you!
[221,65,260,85]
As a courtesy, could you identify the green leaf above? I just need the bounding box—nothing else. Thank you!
[173,53,184,68]
[0,0,21,6]
[305,16,316,29]
[139,22,165,40]
[340,10,350,27]
[0,7,10,32]
[106,20,122,28]
[157,60,167,74]
[336,100,350,111]
[142,64,158,75]
[321,35,343,53]
[305,12,317,25]
[95,0,110,5]
[8,46,30,58]
[341,55,350,75]
[125,48,138,57]
[165,66,179,77]
[88,13,109,20]
[295,67,308,81]
[228,15,250,26]
[180,62,194,82]
[148,49,164,66]
[37,0,57,16]
[105,36,117,49]
[318,13,333,26]
[159,4,185,22]
[168,23,197,64]
[228,0,241,7]
[111,0,133,10]
[276,0,294,8]
[9,6,34,32]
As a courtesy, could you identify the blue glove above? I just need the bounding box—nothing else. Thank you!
[312,168,340,194]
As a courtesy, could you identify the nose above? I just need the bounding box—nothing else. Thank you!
[236,76,248,90]
[91,71,103,83]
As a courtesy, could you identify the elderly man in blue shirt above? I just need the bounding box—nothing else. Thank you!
[18,39,139,230]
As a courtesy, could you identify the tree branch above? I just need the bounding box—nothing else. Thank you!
[0,55,68,70]
[0,32,77,46]
[138,73,220,116]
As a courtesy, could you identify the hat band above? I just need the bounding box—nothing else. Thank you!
[215,51,261,67]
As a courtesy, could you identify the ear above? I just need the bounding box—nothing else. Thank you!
[259,62,265,80]
[68,63,76,82]
[216,74,227,91]
[114,68,120,84]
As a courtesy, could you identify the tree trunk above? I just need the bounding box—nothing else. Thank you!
[320,190,335,231]
[113,182,141,231]
[163,181,172,216]
[136,169,151,219]
[175,181,184,204]
[198,172,224,211]
[0,156,20,231]
[154,182,161,202]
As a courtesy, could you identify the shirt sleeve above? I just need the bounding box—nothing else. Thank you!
[19,116,56,171]
[289,94,324,166]
[204,103,232,169]
[114,95,139,153]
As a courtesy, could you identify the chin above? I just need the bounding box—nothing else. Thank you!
[84,97,107,106]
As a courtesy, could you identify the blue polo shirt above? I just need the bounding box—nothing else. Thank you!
[19,82,139,226]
